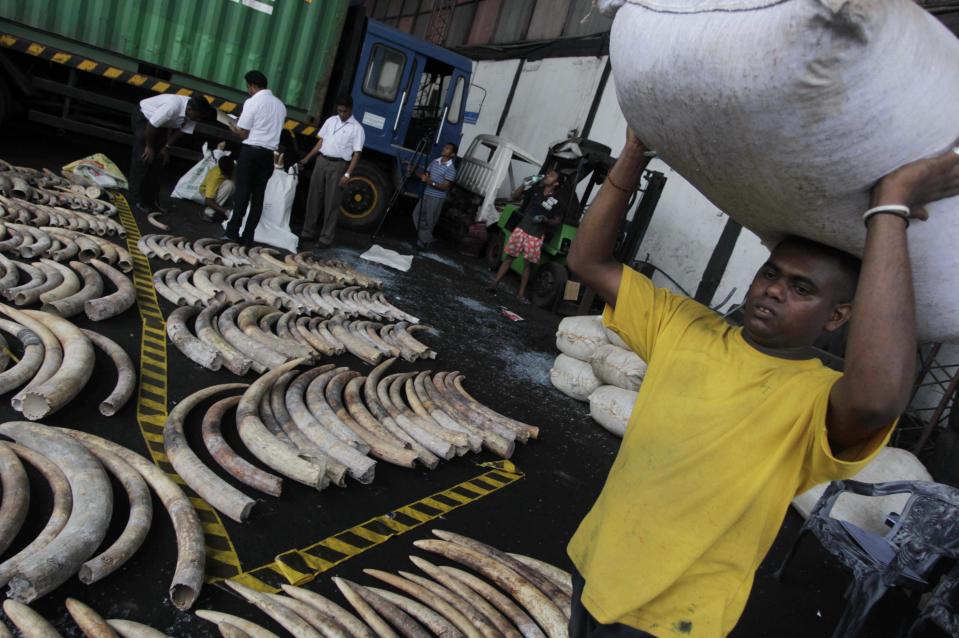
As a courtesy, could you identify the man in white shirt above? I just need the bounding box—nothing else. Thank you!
[129,94,213,214]
[223,70,287,245]
[297,95,365,251]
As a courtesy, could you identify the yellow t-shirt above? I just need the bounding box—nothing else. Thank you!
[567,267,892,638]
[200,165,225,200]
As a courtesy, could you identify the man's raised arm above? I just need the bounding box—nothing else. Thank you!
[828,144,959,451]
[567,130,652,307]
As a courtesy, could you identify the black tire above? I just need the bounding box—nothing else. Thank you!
[531,261,569,308]
[484,228,504,270]
[338,159,390,231]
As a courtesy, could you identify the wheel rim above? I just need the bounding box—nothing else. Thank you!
[340,176,379,220]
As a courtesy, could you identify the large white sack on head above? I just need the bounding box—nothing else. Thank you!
[550,354,602,401]
[556,315,609,361]
[590,344,647,392]
[604,0,959,342]
[588,385,638,437]
[792,447,932,535]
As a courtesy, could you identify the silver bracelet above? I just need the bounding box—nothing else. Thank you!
[862,204,910,227]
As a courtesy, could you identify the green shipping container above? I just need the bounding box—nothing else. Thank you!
[0,0,350,121]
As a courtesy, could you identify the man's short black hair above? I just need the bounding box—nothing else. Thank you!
[187,96,215,121]
[336,95,353,108]
[775,235,862,303]
[245,70,268,88]
[445,142,458,154]
[218,155,235,177]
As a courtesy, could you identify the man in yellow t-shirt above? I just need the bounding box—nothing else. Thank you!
[565,129,959,638]
[200,155,236,222]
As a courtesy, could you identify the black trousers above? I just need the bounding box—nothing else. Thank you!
[570,569,656,638]
[225,145,274,243]
[128,109,162,207]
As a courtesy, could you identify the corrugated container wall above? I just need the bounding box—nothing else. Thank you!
[0,0,350,120]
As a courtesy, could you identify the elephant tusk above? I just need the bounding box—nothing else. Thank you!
[195,610,280,638]
[80,330,135,416]
[43,260,103,318]
[363,569,480,638]
[66,598,118,638]
[225,580,325,638]
[352,584,430,638]
[397,569,500,638]
[333,577,399,638]
[84,259,135,321]
[2,599,63,637]
[366,588,461,638]
[194,302,255,376]
[167,305,223,371]
[0,321,44,396]
[0,442,30,556]
[201,394,282,497]
[105,619,172,638]
[438,566,544,638]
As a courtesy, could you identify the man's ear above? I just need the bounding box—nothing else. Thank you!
[823,302,853,333]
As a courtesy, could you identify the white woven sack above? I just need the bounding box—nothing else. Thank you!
[588,385,638,437]
[556,315,609,361]
[590,344,647,392]
[792,447,932,535]
[550,354,602,401]
[603,0,959,342]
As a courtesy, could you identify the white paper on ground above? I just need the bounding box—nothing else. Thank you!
[360,244,413,272]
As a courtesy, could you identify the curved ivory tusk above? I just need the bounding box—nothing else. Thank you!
[439,566,544,638]
[0,442,29,556]
[152,268,185,306]
[12,261,61,306]
[412,539,567,638]
[217,622,255,638]
[401,374,477,452]
[367,588,462,638]
[237,305,312,359]
[146,212,169,231]
[0,320,44,396]
[36,259,80,305]
[176,269,209,305]
[281,584,374,638]
[434,372,519,445]
[423,375,507,456]
[270,367,348,487]
[218,302,288,370]
[363,569,480,638]
[192,238,223,266]
[195,611,280,638]
[65,598,118,638]
[353,584,431,638]
[296,317,340,356]
[0,254,19,290]
[201,393,282,497]
[237,359,327,489]
[328,316,381,365]
[0,443,72,588]
[192,266,226,303]
[5,261,46,301]
[13,309,94,420]
[433,530,570,612]
[398,570,499,638]
[2,599,62,637]
[345,376,434,468]
[167,305,223,371]
[60,429,205,610]
[326,371,416,468]
[106,619,172,638]
[382,373,469,454]
[449,374,538,440]
[409,557,519,638]
[165,383,255,523]
[0,422,112,603]
[268,593,352,638]
[225,580,325,638]
[85,259,135,321]
[44,261,102,317]
[77,445,152,585]
[333,577,399,638]
[194,303,256,376]
[506,554,573,598]
[81,330,135,416]
[286,367,374,484]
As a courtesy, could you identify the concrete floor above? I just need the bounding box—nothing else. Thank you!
[0,118,940,637]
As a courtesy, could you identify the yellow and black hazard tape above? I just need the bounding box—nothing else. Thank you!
[116,194,244,581]
[0,33,319,137]
[230,460,524,592]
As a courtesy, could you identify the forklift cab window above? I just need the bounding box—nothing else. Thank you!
[363,45,406,101]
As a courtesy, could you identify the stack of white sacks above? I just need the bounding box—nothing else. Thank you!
[551,315,646,437]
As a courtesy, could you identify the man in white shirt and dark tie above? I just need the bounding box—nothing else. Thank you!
[223,70,287,245]
[297,95,365,252]
[129,93,213,215]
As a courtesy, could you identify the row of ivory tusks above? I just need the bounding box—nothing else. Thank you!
[0,531,572,638]
[0,195,125,237]
[0,159,117,216]
[139,233,384,289]
[0,304,135,420]
[0,361,537,610]
[168,301,434,374]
